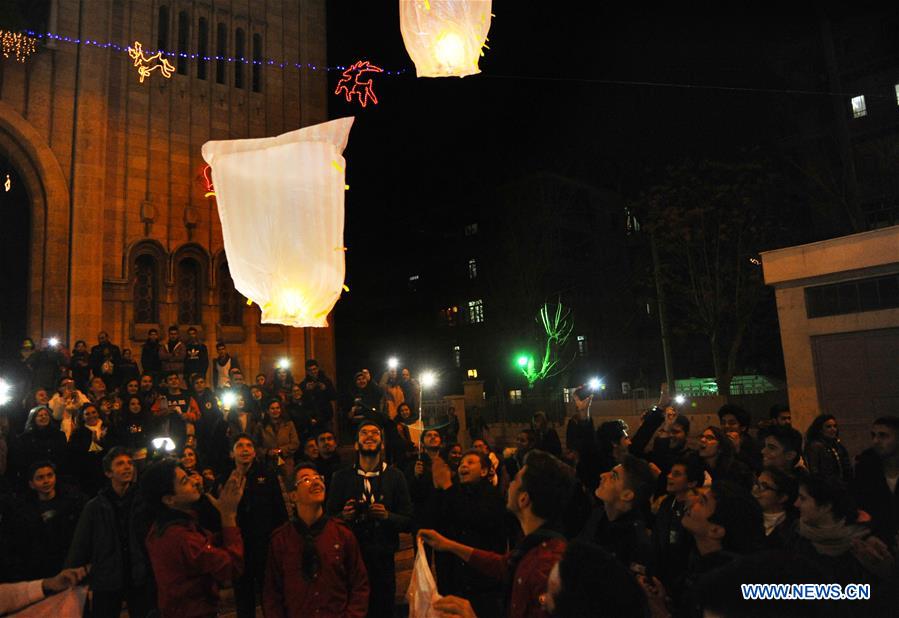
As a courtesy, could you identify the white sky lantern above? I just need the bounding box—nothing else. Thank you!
[400,0,493,78]
[201,117,354,328]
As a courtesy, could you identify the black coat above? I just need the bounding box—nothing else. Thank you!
[65,484,151,591]
[325,463,413,554]
[853,448,899,541]
[11,426,68,482]
[652,495,695,586]
[68,426,111,496]
[579,506,653,572]
[431,481,507,617]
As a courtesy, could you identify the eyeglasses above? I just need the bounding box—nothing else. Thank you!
[294,475,324,487]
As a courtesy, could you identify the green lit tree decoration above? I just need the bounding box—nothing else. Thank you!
[516,302,575,387]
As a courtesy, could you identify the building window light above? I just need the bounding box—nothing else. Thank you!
[464,223,478,236]
[509,389,522,404]
[576,335,587,357]
[468,299,484,324]
[468,258,478,279]
[453,345,461,368]
[851,95,867,118]
[562,387,570,403]
[467,368,478,379]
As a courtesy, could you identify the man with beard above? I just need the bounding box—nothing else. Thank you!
[419,450,571,618]
[66,448,153,617]
[264,462,369,617]
[326,421,412,618]
[316,429,344,486]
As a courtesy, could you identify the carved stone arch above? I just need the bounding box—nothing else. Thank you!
[171,243,211,326]
[128,239,168,325]
[0,100,71,341]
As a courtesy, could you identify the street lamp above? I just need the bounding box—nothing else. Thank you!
[674,394,686,405]
[0,378,11,406]
[420,371,437,389]
[588,377,601,391]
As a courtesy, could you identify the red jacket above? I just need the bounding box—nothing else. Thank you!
[145,509,244,617]
[468,535,566,618]
[264,516,369,618]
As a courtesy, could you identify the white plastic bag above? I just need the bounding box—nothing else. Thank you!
[406,537,442,618]
[400,0,493,78]
[201,117,354,328]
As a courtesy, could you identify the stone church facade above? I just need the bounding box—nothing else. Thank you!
[0,0,337,381]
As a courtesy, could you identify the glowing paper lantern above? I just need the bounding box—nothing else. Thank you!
[400,0,492,78]
[201,117,354,328]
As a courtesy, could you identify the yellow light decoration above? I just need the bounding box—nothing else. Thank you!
[0,30,37,63]
[202,117,355,328]
[127,41,175,83]
[4,174,10,192]
[400,0,492,78]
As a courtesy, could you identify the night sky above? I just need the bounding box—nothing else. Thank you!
[326,4,829,379]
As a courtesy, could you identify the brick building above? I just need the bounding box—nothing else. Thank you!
[0,0,337,381]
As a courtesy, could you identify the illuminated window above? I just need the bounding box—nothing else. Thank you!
[409,275,420,281]
[509,389,522,404]
[468,258,478,279]
[562,387,570,403]
[440,306,459,327]
[851,95,867,118]
[577,335,587,357]
[468,299,484,324]
[895,84,899,106]
[464,222,478,236]
[453,345,461,368]
[467,369,478,379]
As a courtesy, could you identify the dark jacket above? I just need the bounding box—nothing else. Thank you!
[431,481,507,617]
[404,450,438,527]
[325,462,413,554]
[318,452,345,487]
[67,425,111,496]
[579,506,653,572]
[219,461,288,573]
[533,428,562,458]
[299,372,337,427]
[11,426,68,482]
[140,340,162,374]
[852,448,899,541]
[652,495,695,586]
[3,489,85,579]
[145,508,244,618]
[735,433,763,473]
[184,341,209,380]
[66,484,150,591]
[89,342,122,387]
[806,438,852,484]
[263,517,369,618]
[467,527,566,618]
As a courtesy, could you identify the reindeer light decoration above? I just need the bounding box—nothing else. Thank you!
[127,41,175,83]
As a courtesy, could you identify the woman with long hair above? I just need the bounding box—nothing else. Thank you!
[259,399,299,479]
[697,425,754,489]
[805,414,852,484]
[67,403,110,495]
[112,395,151,466]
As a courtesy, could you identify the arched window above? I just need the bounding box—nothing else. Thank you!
[177,258,202,324]
[218,260,244,326]
[157,6,170,52]
[252,33,263,92]
[234,28,245,89]
[134,254,159,323]
[197,17,208,79]
[216,22,227,84]
[176,10,189,75]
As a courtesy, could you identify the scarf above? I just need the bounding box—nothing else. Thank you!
[799,518,868,556]
[763,511,786,536]
[293,515,328,581]
[355,460,388,503]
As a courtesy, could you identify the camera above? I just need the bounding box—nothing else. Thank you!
[353,498,370,518]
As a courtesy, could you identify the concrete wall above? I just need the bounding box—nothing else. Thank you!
[762,225,899,431]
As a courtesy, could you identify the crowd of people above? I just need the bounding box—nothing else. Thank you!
[0,331,897,617]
